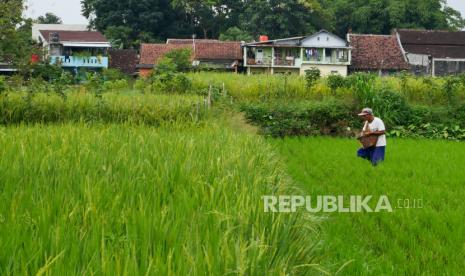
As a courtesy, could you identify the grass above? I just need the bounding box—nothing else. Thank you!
[272,137,465,275]
[0,120,324,275]
[0,92,204,125]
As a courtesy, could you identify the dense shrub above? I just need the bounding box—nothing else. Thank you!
[150,73,192,94]
[157,48,192,73]
[30,63,64,82]
[304,67,320,88]
[103,79,129,92]
[240,99,354,137]
[369,88,412,126]
[326,74,346,92]
[102,68,127,81]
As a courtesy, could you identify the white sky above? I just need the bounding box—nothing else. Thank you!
[24,0,465,25]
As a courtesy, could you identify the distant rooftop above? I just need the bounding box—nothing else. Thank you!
[39,30,108,43]
[396,29,465,58]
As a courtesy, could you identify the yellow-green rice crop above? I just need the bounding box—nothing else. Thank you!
[0,92,204,125]
[0,121,323,275]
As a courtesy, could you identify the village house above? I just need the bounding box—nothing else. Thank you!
[32,24,111,72]
[394,29,465,76]
[242,30,351,76]
[137,39,242,77]
[348,34,409,75]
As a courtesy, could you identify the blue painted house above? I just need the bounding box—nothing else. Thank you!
[34,25,111,72]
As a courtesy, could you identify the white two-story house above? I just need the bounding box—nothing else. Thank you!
[243,30,351,76]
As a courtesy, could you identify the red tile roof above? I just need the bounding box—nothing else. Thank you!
[166,38,221,44]
[39,30,108,43]
[139,44,191,64]
[349,34,409,70]
[396,29,465,58]
[139,41,242,65]
[195,42,242,60]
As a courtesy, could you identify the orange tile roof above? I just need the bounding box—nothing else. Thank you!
[349,34,409,70]
[139,41,242,65]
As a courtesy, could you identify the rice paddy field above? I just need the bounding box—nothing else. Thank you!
[1,86,464,274]
[0,119,323,275]
[273,137,465,275]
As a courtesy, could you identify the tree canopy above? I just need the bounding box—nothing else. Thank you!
[35,12,63,24]
[0,0,33,65]
[80,0,465,47]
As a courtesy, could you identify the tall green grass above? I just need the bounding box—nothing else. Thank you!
[188,72,465,106]
[0,121,324,275]
[0,92,204,125]
[272,137,465,275]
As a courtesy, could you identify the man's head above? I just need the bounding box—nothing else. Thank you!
[358,107,374,121]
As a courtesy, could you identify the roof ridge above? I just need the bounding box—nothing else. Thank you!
[349,34,394,37]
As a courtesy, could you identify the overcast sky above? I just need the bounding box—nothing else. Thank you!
[24,0,465,25]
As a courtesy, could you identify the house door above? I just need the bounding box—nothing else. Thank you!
[256,49,263,62]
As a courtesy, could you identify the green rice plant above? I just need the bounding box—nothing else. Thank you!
[188,72,308,101]
[0,121,323,275]
[0,92,205,125]
[272,137,465,275]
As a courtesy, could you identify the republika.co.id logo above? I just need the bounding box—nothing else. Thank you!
[262,195,423,213]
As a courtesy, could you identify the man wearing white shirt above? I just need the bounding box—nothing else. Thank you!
[356,108,386,165]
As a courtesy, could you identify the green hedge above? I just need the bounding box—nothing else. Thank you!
[240,99,356,137]
[240,96,465,139]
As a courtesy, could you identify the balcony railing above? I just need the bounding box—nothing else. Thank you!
[274,57,302,67]
[50,56,109,68]
[247,58,272,66]
[302,58,349,65]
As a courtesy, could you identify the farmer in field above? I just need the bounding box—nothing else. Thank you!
[356,108,386,165]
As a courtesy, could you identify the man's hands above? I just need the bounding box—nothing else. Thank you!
[363,130,385,137]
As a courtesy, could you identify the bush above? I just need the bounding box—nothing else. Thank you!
[157,48,192,73]
[326,74,346,92]
[304,67,320,88]
[103,79,129,92]
[30,63,64,82]
[369,87,412,126]
[240,98,354,137]
[102,68,127,81]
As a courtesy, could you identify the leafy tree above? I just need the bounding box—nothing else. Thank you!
[104,26,132,49]
[324,0,465,36]
[219,27,253,42]
[0,0,35,66]
[156,48,192,73]
[81,0,190,48]
[35,12,63,24]
[237,0,334,39]
[81,0,464,47]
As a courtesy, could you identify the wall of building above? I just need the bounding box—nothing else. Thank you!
[433,59,465,76]
[300,64,347,76]
[139,68,153,78]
